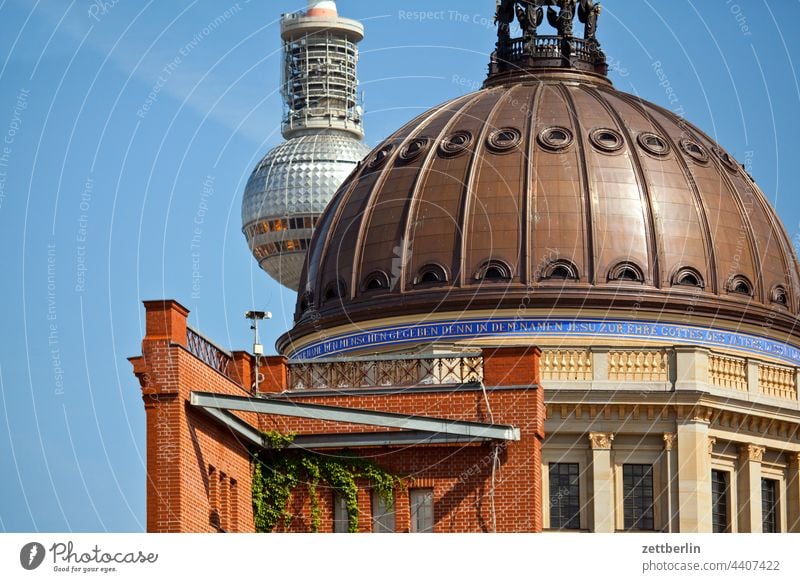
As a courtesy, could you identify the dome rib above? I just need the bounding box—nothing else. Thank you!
[457,88,513,287]
[522,82,545,285]
[463,83,539,285]
[559,83,596,285]
[708,143,765,303]
[353,94,477,296]
[748,179,800,309]
[400,91,489,292]
[585,85,660,287]
[300,166,361,298]
[729,167,797,307]
[405,90,509,294]
[607,88,719,296]
[350,131,413,298]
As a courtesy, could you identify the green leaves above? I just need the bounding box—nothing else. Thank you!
[252,455,300,532]
[252,433,401,533]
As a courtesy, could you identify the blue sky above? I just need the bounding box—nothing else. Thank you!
[1,0,799,532]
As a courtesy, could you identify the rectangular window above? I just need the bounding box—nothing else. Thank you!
[409,489,434,533]
[219,472,229,532]
[333,494,349,533]
[548,463,580,530]
[762,478,779,533]
[371,491,395,533]
[623,464,655,531]
[208,465,220,530]
[230,478,239,533]
[711,470,730,533]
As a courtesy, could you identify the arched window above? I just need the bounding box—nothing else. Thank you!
[362,271,390,292]
[541,260,579,281]
[474,260,513,282]
[608,262,645,284]
[414,264,448,286]
[771,285,788,306]
[727,275,753,297]
[671,267,704,289]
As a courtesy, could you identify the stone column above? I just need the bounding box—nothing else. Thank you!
[663,433,677,533]
[589,432,615,533]
[737,444,765,533]
[786,452,800,533]
[676,417,712,532]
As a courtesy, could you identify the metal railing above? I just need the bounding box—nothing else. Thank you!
[288,354,483,391]
[496,36,605,67]
[186,327,233,379]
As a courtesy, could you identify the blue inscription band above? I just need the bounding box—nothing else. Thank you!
[290,317,800,366]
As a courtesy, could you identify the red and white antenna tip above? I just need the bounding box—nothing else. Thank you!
[307,1,337,17]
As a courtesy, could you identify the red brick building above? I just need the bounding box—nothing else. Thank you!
[130,300,545,533]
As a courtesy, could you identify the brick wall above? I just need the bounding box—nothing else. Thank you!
[130,301,255,533]
[131,300,544,533]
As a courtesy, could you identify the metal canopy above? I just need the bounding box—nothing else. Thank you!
[289,431,495,449]
[190,391,520,449]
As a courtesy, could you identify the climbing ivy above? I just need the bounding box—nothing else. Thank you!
[252,432,402,533]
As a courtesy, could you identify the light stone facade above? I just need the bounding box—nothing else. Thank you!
[540,345,800,532]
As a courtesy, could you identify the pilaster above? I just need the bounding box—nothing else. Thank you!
[588,432,614,533]
[673,346,709,391]
[662,433,677,533]
[676,417,712,532]
[591,347,609,381]
[786,452,800,532]
[737,444,765,533]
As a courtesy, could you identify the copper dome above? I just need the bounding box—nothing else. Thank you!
[280,34,800,352]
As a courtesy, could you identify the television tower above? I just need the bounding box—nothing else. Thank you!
[242,1,370,291]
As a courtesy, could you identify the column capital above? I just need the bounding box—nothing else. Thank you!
[662,433,677,451]
[707,437,716,455]
[788,451,800,467]
[738,444,765,463]
[589,432,614,450]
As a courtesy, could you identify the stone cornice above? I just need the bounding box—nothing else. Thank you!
[545,400,800,445]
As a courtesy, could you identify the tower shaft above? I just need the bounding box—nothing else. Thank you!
[280,2,364,139]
